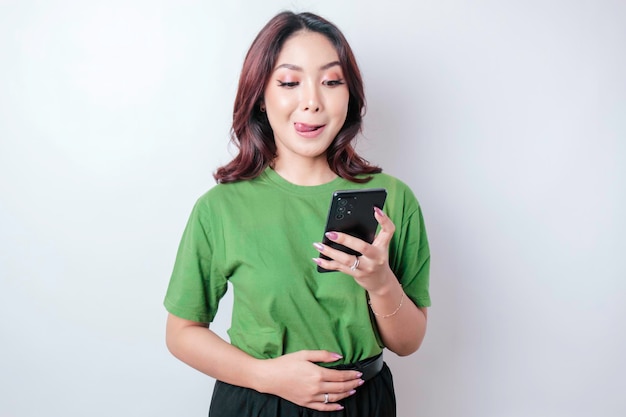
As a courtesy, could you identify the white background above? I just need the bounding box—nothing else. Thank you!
[1,1,625,416]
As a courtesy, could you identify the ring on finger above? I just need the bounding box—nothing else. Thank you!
[324,393,329,404]
[350,256,360,271]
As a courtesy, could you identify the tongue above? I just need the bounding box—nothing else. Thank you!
[295,123,319,132]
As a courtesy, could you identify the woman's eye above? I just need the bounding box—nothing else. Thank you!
[324,79,345,87]
[278,81,299,88]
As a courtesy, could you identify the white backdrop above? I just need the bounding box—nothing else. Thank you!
[1,1,624,416]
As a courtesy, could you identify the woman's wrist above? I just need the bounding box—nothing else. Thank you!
[249,357,272,393]
[366,276,404,316]
[365,268,398,297]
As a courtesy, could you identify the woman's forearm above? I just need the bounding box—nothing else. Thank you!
[165,313,364,410]
[166,313,264,390]
[367,274,428,356]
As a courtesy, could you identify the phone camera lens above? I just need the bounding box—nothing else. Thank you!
[338,199,348,207]
[335,214,344,220]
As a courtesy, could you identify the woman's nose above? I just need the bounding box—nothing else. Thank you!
[301,86,321,112]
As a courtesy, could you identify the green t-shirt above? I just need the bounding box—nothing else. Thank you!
[164,167,430,365]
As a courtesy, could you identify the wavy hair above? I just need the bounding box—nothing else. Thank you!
[214,11,381,183]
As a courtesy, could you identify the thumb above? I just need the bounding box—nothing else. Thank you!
[297,350,344,364]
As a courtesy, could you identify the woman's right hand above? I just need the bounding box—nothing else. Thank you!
[253,350,364,411]
[166,315,362,411]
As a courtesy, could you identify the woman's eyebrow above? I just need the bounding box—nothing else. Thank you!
[320,61,341,70]
[274,61,341,71]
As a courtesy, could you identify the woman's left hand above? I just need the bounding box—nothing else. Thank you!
[313,206,395,293]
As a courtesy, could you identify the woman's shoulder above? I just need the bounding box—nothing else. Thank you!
[182,180,259,228]
[364,172,424,214]
[194,179,256,205]
[366,172,416,195]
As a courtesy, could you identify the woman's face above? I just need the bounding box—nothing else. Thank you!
[263,30,349,166]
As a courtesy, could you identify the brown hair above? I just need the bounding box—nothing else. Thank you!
[214,11,381,183]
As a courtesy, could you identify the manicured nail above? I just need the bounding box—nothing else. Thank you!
[325,231,338,240]
[358,379,365,386]
[374,206,384,216]
[331,352,343,359]
[336,405,345,410]
[312,258,322,266]
[313,242,324,251]
[355,372,363,378]
[349,390,356,395]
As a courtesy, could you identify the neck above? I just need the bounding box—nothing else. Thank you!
[271,157,337,186]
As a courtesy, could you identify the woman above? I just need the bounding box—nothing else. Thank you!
[164,11,430,416]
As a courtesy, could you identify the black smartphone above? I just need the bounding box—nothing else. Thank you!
[317,188,387,273]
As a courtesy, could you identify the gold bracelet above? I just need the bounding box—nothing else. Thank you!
[368,291,405,318]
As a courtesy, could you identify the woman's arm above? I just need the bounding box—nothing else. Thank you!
[165,313,364,411]
[312,206,428,356]
[366,272,428,356]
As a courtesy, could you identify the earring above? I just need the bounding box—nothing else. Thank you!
[260,105,266,112]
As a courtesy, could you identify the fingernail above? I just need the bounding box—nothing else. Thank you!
[331,352,343,359]
[312,258,322,266]
[313,242,324,251]
[355,372,363,378]
[325,231,338,240]
[349,389,356,395]
[358,379,365,386]
[374,206,384,216]
[336,405,345,410]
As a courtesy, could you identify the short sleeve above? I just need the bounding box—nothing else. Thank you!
[390,190,431,308]
[163,199,228,323]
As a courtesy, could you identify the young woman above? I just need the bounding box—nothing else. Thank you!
[164,11,430,416]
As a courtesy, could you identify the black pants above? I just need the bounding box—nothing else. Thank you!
[208,362,396,417]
